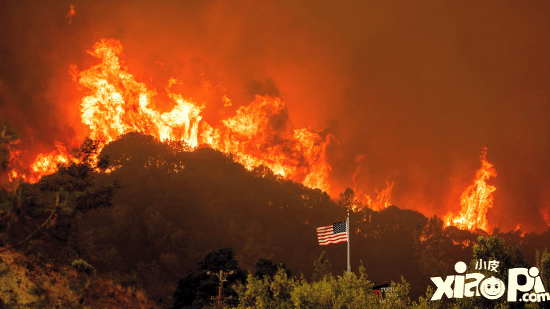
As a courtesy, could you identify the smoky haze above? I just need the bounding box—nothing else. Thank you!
[1,0,549,233]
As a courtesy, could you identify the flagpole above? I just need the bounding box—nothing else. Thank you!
[347,211,350,275]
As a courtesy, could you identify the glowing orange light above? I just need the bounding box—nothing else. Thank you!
[350,154,393,211]
[444,148,496,232]
[66,4,75,24]
[25,142,73,183]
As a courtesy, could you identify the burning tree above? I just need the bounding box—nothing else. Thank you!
[445,148,497,233]
[0,123,19,176]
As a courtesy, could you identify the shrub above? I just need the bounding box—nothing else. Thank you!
[71,259,96,276]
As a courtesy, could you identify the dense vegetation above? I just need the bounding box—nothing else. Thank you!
[1,128,550,308]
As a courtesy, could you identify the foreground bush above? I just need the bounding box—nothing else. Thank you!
[235,266,411,309]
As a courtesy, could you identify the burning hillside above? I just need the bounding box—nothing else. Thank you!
[0,39,528,234]
[11,39,333,194]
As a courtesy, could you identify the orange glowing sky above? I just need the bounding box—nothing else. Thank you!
[1,1,550,233]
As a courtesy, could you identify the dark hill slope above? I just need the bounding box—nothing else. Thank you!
[69,133,550,305]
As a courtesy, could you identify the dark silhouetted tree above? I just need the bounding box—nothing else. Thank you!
[312,251,332,281]
[173,248,245,309]
[0,122,19,176]
[339,187,361,211]
[254,257,291,279]
[454,235,530,309]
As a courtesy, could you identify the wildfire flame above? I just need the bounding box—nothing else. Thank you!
[371,180,394,210]
[202,95,331,191]
[74,40,204,149]
[444,148,496,232]
[7,142,73,184]
[29,142,73,182]
[66,4,76,24]
[350,154,394,211]
[22,39,332,192]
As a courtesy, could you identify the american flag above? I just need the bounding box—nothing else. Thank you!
[316,221,347,246]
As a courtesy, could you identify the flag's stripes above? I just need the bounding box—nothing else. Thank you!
[316,221,347,246]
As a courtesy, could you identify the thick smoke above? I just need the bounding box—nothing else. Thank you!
[1,0,550,232]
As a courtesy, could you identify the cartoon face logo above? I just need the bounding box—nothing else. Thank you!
[480,276,506,299]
